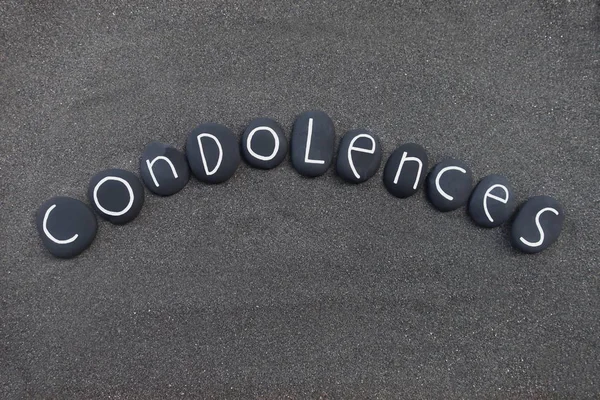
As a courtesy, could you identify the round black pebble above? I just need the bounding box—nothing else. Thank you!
[139,141,190,196]
[36,196,97,258]
[383,143,428,198]
[511,195,564,254]
[290,110,335,177]
[87,169,145,224]
[186,123,240,183]
[336,129,382,183]
[241,117,288,169]
[426,159,473,211]
[468,174,516,227]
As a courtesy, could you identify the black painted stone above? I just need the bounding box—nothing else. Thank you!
[383,143,428,198]
[336,129,382,183]
[186,123,240,183]
[241,117,288,169]
[139,141,190,196]
[468,174,516,228]
[36,196,97,258]
[426,159,473,211]
[87,169,145,224]
[290,110,335,177]
[511,195,564,254]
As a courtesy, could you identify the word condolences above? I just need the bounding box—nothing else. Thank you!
[36,111,564,259]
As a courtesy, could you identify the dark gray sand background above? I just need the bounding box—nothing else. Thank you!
[1,1,599,398]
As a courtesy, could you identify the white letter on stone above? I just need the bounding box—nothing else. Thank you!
[483,184,509,223]
[348,134,376,179]
[435,166,467,201]
[43,204,78,244]
[93,176,134,217]
[519,207,559,248]
[197,133,223,176]
[247,126,279,161]
[145,156,178,188]
[393,151,423,190]
[304,118,324,165]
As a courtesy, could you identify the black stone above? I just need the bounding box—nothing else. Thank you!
[87,169,145,224]
[139,141,190,196]
[468,174,516,227]
[36,196,97,258]
[426,159,473,211]
[290,110,335,177]
[383,143,428,198]
[336,129,382,183]
[241,117,288,169]
[186,123,240,183]
[511,195,564,254]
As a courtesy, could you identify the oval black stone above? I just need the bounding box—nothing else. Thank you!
[186,123,240,183]
[139,141,190,196]
[87,169,145,224]
[426,159,473,211]
[336,129,382,183]
[468,174,516,228]
[383,143,428,198]
[290,110,335,177]
[511,195,564,254]
[36,196,97,258]
[241,117,288,169]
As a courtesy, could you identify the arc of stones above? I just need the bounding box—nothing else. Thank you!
[35,111,564,258]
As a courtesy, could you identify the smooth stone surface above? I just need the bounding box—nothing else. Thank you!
[426,159,473,211]
[241,117,288,169]
[139,141,190,196]
[290,110,335,177]
[468,174,516,227]
[87,169,145,224]
[383,143,428,198]
[336,129,382,183]
[511,195,564,254]
[36,196,97,258]
[186,123,240,183]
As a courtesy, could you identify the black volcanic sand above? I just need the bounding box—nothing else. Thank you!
[1,1,599,398]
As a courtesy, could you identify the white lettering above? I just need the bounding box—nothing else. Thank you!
[145,156,178,188]
[519,207,559,247]
[197,133,223,176]
[483,184,509,223]
[93,176,134,217]
[348,134,376,179]
[247,126,280,161]
[43,204,78,245]
[435,166,467,201]
[393,151,423,190]
[304,118,325,165]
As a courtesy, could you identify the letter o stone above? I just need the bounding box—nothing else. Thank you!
[87,169,145,224]
[241,117,288,169]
